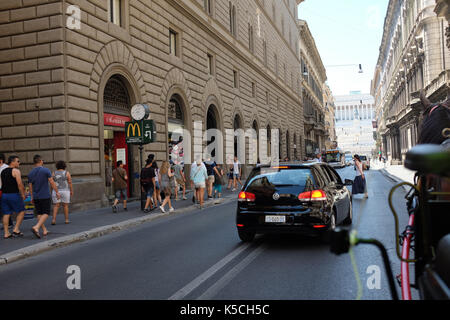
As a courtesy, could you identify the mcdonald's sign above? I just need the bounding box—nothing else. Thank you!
[126,121,143,144]
[125,120,155,145]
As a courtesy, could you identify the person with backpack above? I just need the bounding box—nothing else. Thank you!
[51,161,73,225]
[141,156,156,213]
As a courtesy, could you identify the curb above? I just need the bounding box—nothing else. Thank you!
[0,196,235,266]
[379,168,412,193]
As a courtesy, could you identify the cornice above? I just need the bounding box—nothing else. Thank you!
[298,19,327,82]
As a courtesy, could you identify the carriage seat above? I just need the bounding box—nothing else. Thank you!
[404,144,450,176]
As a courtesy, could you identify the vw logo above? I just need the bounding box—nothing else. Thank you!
[272,193,280,200]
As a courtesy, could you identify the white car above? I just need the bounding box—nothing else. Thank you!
[359,155,370,170]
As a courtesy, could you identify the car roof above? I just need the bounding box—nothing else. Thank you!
[254,162,329,169]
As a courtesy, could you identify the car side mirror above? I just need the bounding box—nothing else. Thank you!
[344,179,353,186]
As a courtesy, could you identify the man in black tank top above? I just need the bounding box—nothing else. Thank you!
[1,156,26,239]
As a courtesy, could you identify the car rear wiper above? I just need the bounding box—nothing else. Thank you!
[273,184,299,187]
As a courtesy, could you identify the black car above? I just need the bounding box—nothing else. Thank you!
[236,163,353,242]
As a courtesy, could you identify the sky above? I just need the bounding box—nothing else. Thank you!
[298,0,390,97]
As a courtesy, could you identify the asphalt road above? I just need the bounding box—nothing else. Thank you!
[0,166,417,300]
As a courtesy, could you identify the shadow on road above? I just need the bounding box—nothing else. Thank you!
[256,233,328,250]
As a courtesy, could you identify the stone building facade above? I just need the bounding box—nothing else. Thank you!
[298,19,327,158]
[434,0,449,50]
[371,0,450,164]
[334,93,376,156]
[0,0,305,209]
[323,83,336,150]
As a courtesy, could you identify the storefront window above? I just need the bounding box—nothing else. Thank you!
[168,96,184,164]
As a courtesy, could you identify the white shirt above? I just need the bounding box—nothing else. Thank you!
[355,161,363,177]
[0,163,8,190]
[233,161,240,174]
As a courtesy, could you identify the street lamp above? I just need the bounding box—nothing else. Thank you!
[326,64,363,73]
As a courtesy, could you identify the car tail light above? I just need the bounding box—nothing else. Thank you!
[313,225,327,229]
[298,190,327,201]
[238,191,256,202]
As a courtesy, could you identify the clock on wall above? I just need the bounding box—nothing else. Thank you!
[130,104,150,121]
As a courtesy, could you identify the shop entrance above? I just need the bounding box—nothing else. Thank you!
[103,74,136,200]
[104,117,133,199]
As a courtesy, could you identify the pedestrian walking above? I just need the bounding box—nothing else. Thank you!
[226,162,234,190]
[51,161,73,225]
[159,161,174,213]
[190,158,208,209]
[141,155,156,213]
[213,163,224,198]
[111,160,128,213]
[204,158,218,199]
[169,161,177,200]
[152,161,162,207]
[0,153,13,231]
[352,154,368,199]
[28,155,60,238]
[232,156,243,191]
[173,162,187,200]
[1,155,26,239]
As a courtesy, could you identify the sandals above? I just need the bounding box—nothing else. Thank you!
[12,231,24,237]
[31,228,41,239]
[3,234,13,239]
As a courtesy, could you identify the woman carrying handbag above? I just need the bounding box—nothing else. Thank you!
[352,154,368,199]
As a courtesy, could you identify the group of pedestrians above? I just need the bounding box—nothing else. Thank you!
[109,154,246,213]
[1,153,73,240]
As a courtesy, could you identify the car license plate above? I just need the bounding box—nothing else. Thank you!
[265,215,286,223]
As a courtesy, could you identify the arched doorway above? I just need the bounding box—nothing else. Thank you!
[252,120,259,164]
[206,104,222,161]
[103,74,135,199]
[168,94,185,164]
[233,114,243,158]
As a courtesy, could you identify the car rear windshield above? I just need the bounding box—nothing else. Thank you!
[246,167,316,189]
[360,156,367,160]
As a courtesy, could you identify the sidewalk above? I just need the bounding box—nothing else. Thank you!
[372,160,417,191]
[0,187,239,265]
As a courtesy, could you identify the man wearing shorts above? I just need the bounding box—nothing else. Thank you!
[1,155,26,239]
[112,160,128,213]
[28,155,60,238]
[0,153,13,230]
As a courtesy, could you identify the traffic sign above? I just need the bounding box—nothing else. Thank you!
[125,120,156,145]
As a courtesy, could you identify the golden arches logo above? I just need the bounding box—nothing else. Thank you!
[127,122,141,137]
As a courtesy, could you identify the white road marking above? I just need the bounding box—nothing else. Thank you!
[168,242,253,300]
[196,244,266,300]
